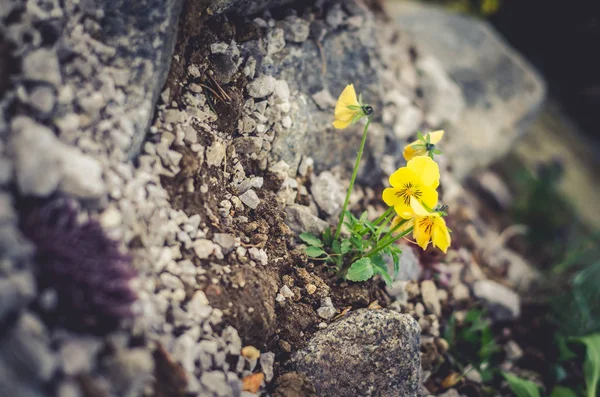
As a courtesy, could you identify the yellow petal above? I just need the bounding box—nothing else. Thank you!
[428,130,445,144]
[413,217,432,250]
[432,217,451,253]
[382,187,399,207]
[419,186,439,213]
[391,216,413,235]
[334,84,359,115]
[388,167,416,188]
[332,118,352,129]
[410,197,431,217]
[403,142,426,162]
[407,156,440,189]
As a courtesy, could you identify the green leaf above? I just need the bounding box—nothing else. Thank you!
[332,240,341,254]
[359,211,368,223]
[323,228,333,245]
[502,373,541,397]
[340,240,352,254]
[391,250,400,278]
[572,333,600,397]
[350,236,364,251]
[346,258,374,282]
[305,246,326,258]
[371,254,393,287]
[550,386,578,397]
[299,232,323,247]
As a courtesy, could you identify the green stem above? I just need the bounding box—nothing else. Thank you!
[365,224,413,258]
[374,211,396,239]
[372,207,394,227]
[335,115,373,240]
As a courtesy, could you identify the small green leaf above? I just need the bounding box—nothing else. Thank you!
[332,240,341,254]
[359,211,368,223]
[550,386,578,397]
[502,373,541,397]
[299,232,323,247]
[340,240,352,254]
[305,246,326,258]
[371,254,393,287]
[323,228,333,245]
[346,258,374,282]
[571,333,600,397]
[391,250,400,278]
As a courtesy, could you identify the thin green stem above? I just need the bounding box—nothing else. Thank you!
[363,226,413,257]
[372,207,394,227]
[374,211,396,239]
[335,115,373,240]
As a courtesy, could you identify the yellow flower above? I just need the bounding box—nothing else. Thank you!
[403,130,445,161]
[410,198,451,253]
[382,156,440,218]
[390,215,413,235]
[333,84,363,129]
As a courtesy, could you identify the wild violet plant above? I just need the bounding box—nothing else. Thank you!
[301,84,451,285]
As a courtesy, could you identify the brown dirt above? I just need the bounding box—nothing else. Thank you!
[159,5,391,392]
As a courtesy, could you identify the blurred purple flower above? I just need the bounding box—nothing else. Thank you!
[19,197,136,333]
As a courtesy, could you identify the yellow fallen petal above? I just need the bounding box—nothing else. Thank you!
[419,186,439,213]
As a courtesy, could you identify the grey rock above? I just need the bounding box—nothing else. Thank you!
[247,75,276,98]
[470,170,513,209]
[473,279,520,321]
[105,348,154,397]
[23,49,62,86]
[200,371,230,396]
[284,204,329,235]
[59,148,105,199]
[238,5,390,178]
[316,297,337,320]
[10,117,64,196]
[260,351,275,382]
[194,239,216,259]
[234,136,263,154]
[310,171,345,217]
[0,272,35,322]
[206,0,295,15]
[0,157,13,186]
[28,85,56,115]
[281,16,310,43]
[236,176,263,194]
[239,189,260,209]
[60,337,102,376]
[385,243,420,281]
[391,2,546,179]
[93,0,184,158]
[206,140,226,167]
[10,117,105,199]
[289,309,421,396]
[248,247,268,265]
[213,233,237,254]
[438,389,461,397]
[0,313,56,384]
[267,28,286,55]
[0,193,15,224]
[421,280,441,317]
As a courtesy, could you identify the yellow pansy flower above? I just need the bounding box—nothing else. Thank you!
[382,156,440,218]
[403,130,445,161]
[332,84,372,129]
[410,198,451,253]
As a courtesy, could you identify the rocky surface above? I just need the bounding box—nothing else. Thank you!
[389,2,546,180]
[289,309,421,396]
[0,0,547,396]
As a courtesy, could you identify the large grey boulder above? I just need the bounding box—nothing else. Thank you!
[289,309,421,396]
[390,2,546,179]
